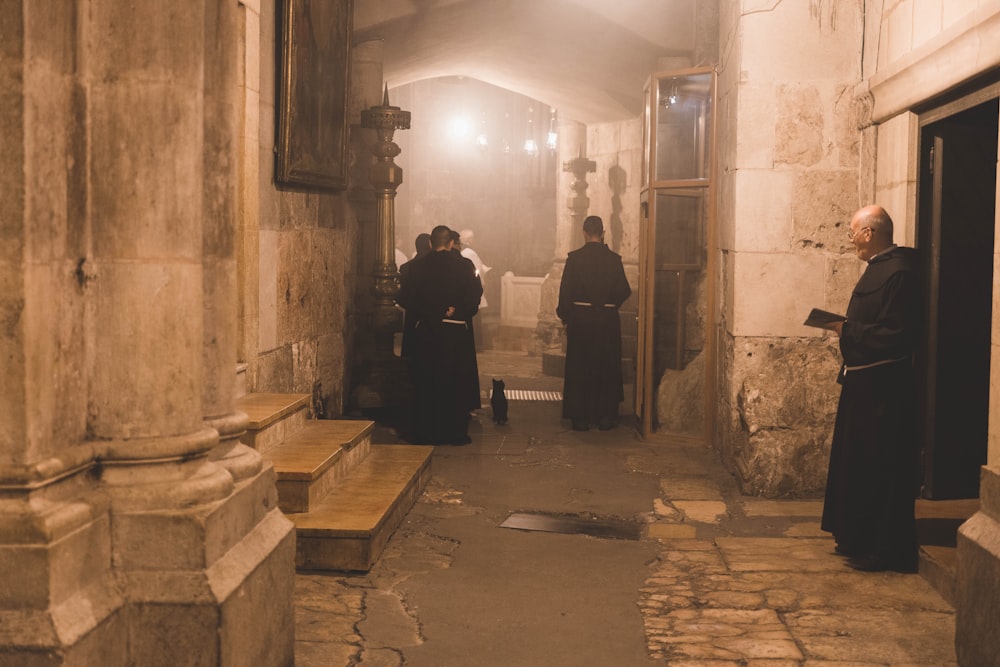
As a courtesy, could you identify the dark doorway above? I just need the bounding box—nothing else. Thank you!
[917,96,999,499]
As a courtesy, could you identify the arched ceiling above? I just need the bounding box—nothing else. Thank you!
[354,0,700,125]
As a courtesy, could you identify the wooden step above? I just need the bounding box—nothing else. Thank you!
[235,392,311,453]
[264,420,373,513]
[293,444,434,572]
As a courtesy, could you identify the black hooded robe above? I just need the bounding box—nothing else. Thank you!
[556,242,632,425]
[396,249,483,444]
[820,246,922,569]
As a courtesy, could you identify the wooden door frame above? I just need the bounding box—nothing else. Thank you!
[636,67,718,440]
[915,83,1000,497]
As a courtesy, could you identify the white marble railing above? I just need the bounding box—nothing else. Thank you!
[500,271,546,328]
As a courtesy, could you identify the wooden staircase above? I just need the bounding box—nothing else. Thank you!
[235,392,433,572]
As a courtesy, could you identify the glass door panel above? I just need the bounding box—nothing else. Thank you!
[637,68,716,438]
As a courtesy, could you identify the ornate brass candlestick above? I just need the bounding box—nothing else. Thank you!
[362,85,411,321]
[354,86,411,411]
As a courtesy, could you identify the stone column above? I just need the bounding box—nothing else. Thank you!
[0,3,125,662]
[535,120,594,376]
[85,2,293,664]
[203,0,260,484]
[351,87,412,414]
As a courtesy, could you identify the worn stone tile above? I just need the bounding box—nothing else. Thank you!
[646,608,802,662]
[716,537,844,572]
[675,500,729,524]
[657,538,718,551]
[295,639,359,667]
[741,499,824,517]
[660,476,725,500]
[295,575,364,614]
[787,609,956,664]
[662,661,742,667]
[653,497,684,520]
[714,637,802,660]
[783,521,827,537]
[647,522,698,539]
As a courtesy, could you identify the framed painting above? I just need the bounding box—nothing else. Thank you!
[276,0,353,191]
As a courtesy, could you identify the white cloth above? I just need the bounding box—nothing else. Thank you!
[461,247,490,308]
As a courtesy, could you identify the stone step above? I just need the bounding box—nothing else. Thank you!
[263,420,374,513]
[914,497,979,606]
[235,392,312,454]
[292,444,434,572]
[919,544,956,605]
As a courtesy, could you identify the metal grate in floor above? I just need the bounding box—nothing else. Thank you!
[499,511,641,541]
[489,389,562,401]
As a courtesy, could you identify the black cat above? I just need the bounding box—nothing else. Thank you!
[491,378,509,425]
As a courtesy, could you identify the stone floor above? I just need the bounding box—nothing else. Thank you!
[295,350,957,666]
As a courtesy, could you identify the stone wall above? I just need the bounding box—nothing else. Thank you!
[239,0,367,417]
[715,0,865,496]
[861,2,1000,665]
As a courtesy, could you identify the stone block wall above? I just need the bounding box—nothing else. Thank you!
[862,3,1000,665]
[240,0,365,417]
[715,0,865,496]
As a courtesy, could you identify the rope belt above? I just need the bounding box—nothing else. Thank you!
[415,319,468,328]
[842,356,908,376]
[572,301,617,308]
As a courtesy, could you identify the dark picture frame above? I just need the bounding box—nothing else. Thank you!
[276,0,353,191]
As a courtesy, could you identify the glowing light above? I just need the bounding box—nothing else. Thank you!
[546,108,558,151]
[449,115,474,140]
[523,138,538,157]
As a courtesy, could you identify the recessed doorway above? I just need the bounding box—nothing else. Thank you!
[917,91,999,499]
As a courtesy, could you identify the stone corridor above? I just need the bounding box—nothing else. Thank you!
[293,351,955,666]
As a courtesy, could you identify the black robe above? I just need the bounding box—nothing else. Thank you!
[396,249,483,444]
[556,241,632,423]
[820,246,921,568]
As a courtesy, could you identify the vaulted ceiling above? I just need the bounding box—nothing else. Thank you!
[353,0,704,125]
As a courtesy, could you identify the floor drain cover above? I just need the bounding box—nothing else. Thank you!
[489,389,562,401]
[499,512,641,541]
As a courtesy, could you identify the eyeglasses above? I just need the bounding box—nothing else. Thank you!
[846,226,871,241]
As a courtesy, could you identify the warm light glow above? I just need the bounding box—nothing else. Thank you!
[449,115,474,140]
[523,112,537,156]
[546,108,558,151]
[661,79,680,109]
[477,133,489,151]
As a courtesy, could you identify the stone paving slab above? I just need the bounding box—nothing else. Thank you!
[639,535,955,664]
[294,575,362,663]
[717,537,847,572]
[787,609,957,665]
[675,500,730,524]
[741,499,825,517]
[783,521,828,538]
[660,476,726,500]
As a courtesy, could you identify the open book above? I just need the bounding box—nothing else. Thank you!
[803,308,846,329]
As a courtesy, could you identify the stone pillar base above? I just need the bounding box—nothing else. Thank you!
[116,466,296,666]
[0,475,126,666]
[956,465,1000,666]
[0,460,296,665]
